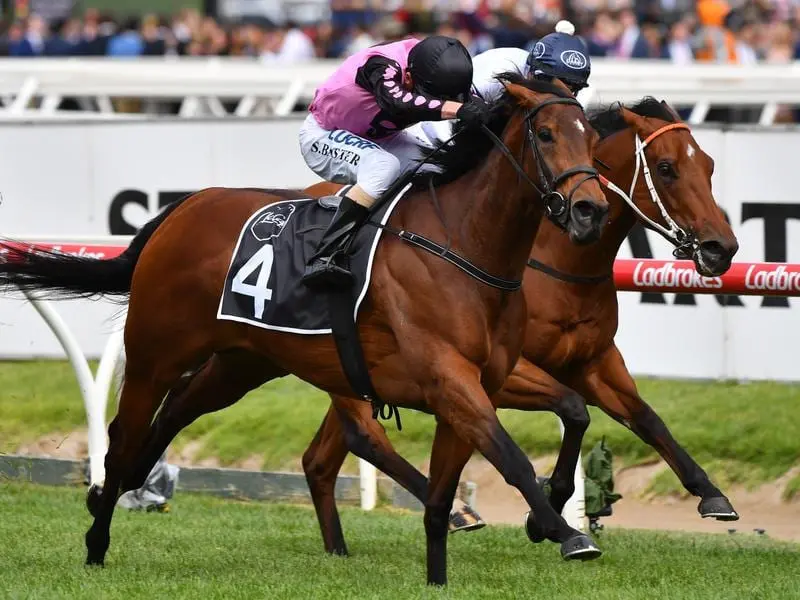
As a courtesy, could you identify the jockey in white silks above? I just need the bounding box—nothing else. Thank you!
[298,35,492,288]
[409,21,592,165]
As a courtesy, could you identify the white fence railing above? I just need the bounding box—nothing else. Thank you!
[0,57,798,124]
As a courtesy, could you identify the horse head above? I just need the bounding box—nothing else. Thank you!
[489,74,609,245]
[593,99,738,277]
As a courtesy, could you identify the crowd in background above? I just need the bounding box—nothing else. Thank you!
[0,0,796,65]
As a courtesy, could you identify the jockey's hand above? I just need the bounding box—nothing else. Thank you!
[456,97,491,129]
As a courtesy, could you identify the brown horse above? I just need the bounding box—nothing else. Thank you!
[130,97,740,554]
[0,76,610,586]
[306,99,742,541]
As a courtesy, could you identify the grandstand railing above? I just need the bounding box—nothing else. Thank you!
[1,58,799,124]
[6,237,800,529]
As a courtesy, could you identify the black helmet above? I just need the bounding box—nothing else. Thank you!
[407,35,473,103]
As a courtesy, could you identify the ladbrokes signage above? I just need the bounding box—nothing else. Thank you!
[0,120,795,380]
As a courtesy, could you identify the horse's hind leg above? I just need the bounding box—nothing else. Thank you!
[85,364,173,565]
[128,351,281,492]
[495,358,590,516]
[302,407,351,556]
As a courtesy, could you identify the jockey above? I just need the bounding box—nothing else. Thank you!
[299,35,491,288]
[411,21,591,154]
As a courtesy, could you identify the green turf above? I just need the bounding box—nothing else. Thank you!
[1,483,798,600]
[784,472,800,501]
[1,361,798,494]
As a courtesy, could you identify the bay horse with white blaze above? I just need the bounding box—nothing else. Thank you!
[132,98,740,553]
[0,76,609,586]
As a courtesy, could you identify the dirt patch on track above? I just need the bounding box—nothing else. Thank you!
[460,459,800,543]
[14,433,800,542]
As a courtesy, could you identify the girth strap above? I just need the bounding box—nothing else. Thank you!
[326,286,402,431]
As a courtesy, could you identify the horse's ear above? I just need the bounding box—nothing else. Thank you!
[619,107,646,130]
[503,82,538,108]
[659,99,683,122]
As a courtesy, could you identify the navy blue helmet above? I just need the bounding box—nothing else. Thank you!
[526,21,591,94]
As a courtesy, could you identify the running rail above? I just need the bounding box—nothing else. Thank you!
[5,238,800,529]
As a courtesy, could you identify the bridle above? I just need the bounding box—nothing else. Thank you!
[598,122,696,259]
[479,96,600,231]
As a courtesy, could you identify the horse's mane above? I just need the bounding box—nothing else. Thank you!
[588,97,678,140]
[410,71,572,191]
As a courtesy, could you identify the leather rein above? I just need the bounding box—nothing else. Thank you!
[527,121,694,286]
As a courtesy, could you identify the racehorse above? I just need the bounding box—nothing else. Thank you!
[0,75,610,586]
[129,97,740,555]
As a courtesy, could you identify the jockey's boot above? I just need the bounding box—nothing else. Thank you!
[303,195,370,289]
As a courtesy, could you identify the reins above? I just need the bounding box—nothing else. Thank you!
[528,120,695,286]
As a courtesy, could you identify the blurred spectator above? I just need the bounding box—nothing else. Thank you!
[44,18,81,56]
[10,13,47,56]
[141,14,166,56]
[107,17,143,57]
[665,17,694,64]
[633,18,667,58]
[585,11,619,56]
[0,2,793,69]
[695,0,737,62]
[343,22,377,56]
[614,9,643,58]
[259,21,316,63]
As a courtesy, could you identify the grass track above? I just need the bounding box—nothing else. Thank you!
[1,483,798,600]
[2,361,799,493]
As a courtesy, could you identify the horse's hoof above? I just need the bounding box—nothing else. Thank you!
[524,511,546,543]
[448,505,486,534]
[86,485,103,518]
[699,496,739,521]
[561,534,602,561]
[85,555,105,567]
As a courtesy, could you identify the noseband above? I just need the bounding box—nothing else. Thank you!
[597,122,696,259]
[480,96,599,231]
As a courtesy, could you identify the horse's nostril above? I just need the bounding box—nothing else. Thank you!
[571,200,608,224]
[699,240,727,261]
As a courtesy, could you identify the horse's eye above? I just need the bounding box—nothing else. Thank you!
[657,161,675,179]
[537,128,554,143]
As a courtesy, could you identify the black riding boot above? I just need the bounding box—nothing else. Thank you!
[303,195,370,289]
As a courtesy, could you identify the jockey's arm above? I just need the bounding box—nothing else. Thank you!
[356,56,461,123]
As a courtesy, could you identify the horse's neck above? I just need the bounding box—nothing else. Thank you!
[449,149,542,282]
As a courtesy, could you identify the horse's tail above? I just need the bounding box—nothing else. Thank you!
[0,194,191,300]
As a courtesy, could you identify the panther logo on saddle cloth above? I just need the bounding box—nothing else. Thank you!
[218,23,591,398]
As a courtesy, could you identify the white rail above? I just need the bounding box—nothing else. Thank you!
[0,58,797,124]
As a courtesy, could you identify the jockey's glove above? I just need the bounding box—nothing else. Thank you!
[456,97,491,129]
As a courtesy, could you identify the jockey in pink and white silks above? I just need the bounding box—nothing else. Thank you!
[409,21,592,159]
[299,35,491,288]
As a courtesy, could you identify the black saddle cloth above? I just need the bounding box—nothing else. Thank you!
[217,186,407,334]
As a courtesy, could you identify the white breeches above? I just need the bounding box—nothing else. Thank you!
[298,113,443,198]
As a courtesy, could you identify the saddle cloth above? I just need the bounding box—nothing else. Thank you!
[217,185,408,334]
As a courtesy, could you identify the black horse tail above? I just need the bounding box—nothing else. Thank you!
[0,194,191,300]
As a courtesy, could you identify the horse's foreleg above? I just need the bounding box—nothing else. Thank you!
[424,420,473,586]
[573,344,738,521]
[425,355,601,578]
[494,358,590,515]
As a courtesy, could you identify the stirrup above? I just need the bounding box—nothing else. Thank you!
[302,256,355,290]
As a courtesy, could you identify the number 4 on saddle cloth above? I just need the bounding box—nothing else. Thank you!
[217,185,404,335]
